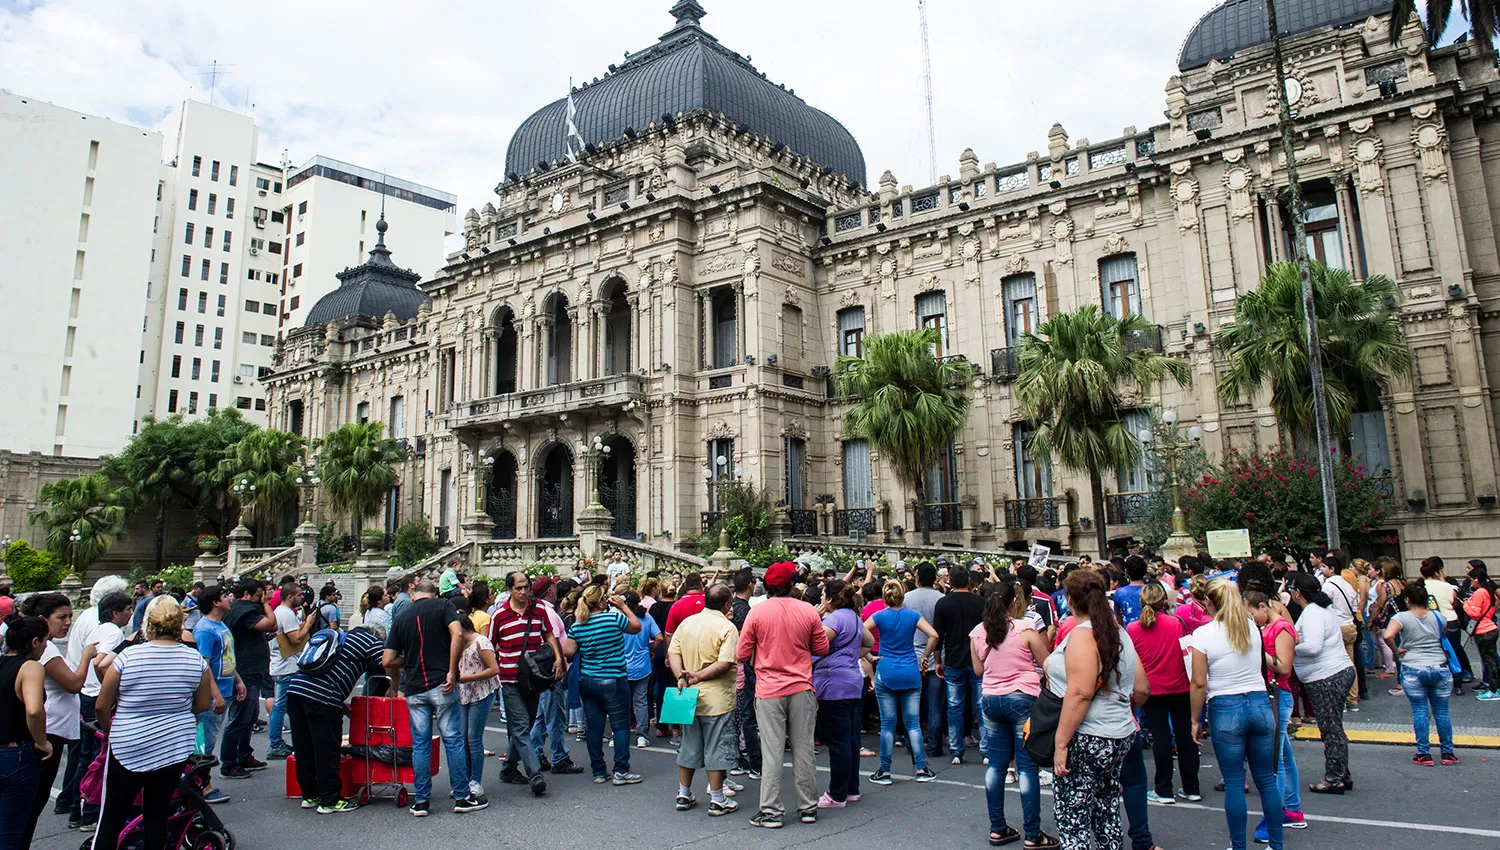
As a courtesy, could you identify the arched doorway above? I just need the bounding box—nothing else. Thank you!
[494,307,518,394]
[543,293,572,385]
[485,451,518,539]
[601,279,631,375]
[597,435,637,538]
[537,443,574,538]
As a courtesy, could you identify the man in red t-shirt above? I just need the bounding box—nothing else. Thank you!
[488,571,565,796]
[665,572,707,640]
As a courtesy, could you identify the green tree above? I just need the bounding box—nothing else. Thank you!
[217,428,307,542]
[26,473,132,572]
[835,329,971,544]
[393,517,440,567]
[316,422,406,552]
[1390,0,1499,48]
[1216,263,1412,445]
[1015,306,1191,556]
[2,540,66,593]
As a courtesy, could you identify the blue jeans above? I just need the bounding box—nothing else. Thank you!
[1401,664,1454,755]
[529,680,570,764]
[874,679,926,773]
[0,745,41,850]
[946,666,984,758]
[221,671,268,769]
[920,670,945,751]
[268,676,292,749]
[1275,689,1302,813]
[1120,733,1155,850]
[981,692,1040,839]
[407,684,468,803]
[196,710,225,756]
[579,675,631,778]
[629,677,650,734]
[1208,693,1283,850]
[461,692,496,789]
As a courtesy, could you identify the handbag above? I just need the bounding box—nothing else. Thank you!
[1439,631,1463,676]
[516,604,557,694]
[1023,684,1064,767]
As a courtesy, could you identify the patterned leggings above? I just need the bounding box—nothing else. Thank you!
[1053,732,1131,850]
[1302,667,1355,784]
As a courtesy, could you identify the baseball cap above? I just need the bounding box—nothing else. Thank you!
[764,561,796,589]
[532,575,555,599]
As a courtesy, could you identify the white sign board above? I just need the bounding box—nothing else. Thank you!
[1205,528,1252,559]
[1029,544,1051,570]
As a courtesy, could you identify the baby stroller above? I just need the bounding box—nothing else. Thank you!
[79,724,236,850]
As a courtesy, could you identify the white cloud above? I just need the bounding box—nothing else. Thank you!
[1,0,1216,224]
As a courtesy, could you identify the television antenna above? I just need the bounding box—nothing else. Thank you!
[194,60,236,107]
[918,1,937,185]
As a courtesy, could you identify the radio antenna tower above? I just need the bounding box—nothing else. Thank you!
[918,1,937,185]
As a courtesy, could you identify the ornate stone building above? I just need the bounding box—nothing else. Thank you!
[266,0,1500,569]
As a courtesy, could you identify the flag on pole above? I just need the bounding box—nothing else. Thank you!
[565,80,584,162]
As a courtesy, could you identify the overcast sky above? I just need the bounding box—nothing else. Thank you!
[4,0,1240,232]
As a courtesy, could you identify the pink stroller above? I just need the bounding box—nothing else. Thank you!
[78,726,235,850]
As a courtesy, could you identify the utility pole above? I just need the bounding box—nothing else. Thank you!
[919,0,937,185]
[1266,0,1341,550]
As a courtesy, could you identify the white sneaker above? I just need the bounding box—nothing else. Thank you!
[1039,770,1054,787]
[636,736,649,749]
[983,757,990,766]
[1005,767,1017,786]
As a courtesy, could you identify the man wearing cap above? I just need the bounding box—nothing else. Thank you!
[737,561,831,829]
[526,575,581,774]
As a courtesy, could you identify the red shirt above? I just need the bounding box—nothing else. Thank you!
[1126,613,1190,696]
[665,591,706,637]
[860,600,887,653]
[488,603,554,684]
[736,596,831,698]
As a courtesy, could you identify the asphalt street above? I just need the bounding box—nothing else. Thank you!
[32,721,1499,850]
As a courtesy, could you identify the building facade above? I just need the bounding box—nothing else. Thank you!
[266,0,1500,569]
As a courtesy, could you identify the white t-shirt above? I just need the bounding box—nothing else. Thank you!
[1189,619,1265,701]
[268,606,303,677]
[1323,576,1358,626]
[607,560,631,583]
[41,642,82,741]
[82,622,126,698]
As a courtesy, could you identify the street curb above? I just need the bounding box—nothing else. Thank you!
[1291,727,1500,749]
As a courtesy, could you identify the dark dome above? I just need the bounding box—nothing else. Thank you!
[505,1,867,186]
[304,217,428,326]
[1178,0,1389,70]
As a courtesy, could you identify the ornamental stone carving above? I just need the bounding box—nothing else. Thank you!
[839,290,860,309]
[1350,122,1385,194]
[782,420,808,440]
[1222,165,1254,220]
[1411,122,1449,183]
[1171,163,1200,231]
[1102,232,1128,256]
[1004,254,1030,276]
[707,420,736,440]
[771,252,805,278]
[698,252,736,276]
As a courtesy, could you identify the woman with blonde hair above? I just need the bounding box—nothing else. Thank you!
[93,596,214,850]
[1175,574,1211,634]
[1189,579,1283,850]
[563,583,642,784]
[864,580,938,784]
[1127,581,1198,804]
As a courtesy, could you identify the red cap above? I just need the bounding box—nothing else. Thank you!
[764,561,797,589]
[532,575,555,600]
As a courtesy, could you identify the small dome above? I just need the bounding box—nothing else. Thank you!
[1178,0,1389,71]
[303,216,428,327]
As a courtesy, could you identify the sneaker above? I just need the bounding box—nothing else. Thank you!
[300,797,318,810]
[1176,789,1203,802]
[529,774,547,796]
[550,758,583,775]
[869,770,893,785]
[799,807,817,823]
[219,765,251,780]
[538,757,552,772]
[1283,810,1308,829]
[453,795,488,813]
[593,774,610,784]
[77,821,97,833]
[708,798,738,816]
[1038,770,1054,787]
[746,769,762,780]
[1145,791,1174,804]
[1412,753,1435,766]
[251,720,267,733]
[1441,752,1460,765]
[817,792,846,809]
[409,800,430,817]
[846,794,861,802]
[669,735,682,747]
[202,789,231,805]
[1254,818,1270,844]
[500,767,527,785]
[318,799,361,814]
[1477,690,1500,701]
[749,811,783,829]
[567,725,579,735]
[242,758,269,772]
[729,766,747,776]
[676,793,698,811]
[469,781,483,797]
[612,771,643,785]
[1005,767,1016,786]
[636,736,649,749]
[951,755,963,765]
[914,767,937,782]
[266,744,293,760]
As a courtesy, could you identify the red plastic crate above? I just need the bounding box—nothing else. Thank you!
[349,695,412,747]
[284,754,359,799]
[284,746,438,799]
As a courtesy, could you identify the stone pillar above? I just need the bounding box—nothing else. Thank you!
[192,553,221,586]
[226,524,252,577]
[294,521,319,573]
[577,504,614,560]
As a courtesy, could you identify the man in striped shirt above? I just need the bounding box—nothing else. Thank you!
[489,571,565,796]
[287,627,384,813]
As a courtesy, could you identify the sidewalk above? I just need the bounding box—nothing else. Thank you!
[1288,671,1500,748]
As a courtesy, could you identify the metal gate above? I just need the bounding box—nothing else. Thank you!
[538,478,572,538]
[486,484,516,539]
[599,476,637,539]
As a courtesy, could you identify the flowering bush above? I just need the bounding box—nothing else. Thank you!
[1182,449,1391,560]
[794,551,830,574]
[524,562,559,579]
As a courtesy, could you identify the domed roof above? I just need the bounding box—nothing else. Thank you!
[303,216,429,327]
[505,1,867,186]
[1178,0,1389,71]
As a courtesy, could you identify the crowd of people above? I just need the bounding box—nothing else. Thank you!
[0,545,1495,850]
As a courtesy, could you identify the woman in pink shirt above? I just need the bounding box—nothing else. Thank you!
[1175,575,1212,634]
[1127,581,1199,803]
[970,578,1054,848]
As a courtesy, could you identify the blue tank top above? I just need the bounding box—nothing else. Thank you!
[873,607,922,690]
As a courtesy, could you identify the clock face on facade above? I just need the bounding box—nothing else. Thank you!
[1284,77,1304,105]
[551,191,566,213]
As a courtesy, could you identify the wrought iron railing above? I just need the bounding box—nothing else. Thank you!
[924,502,964,532]
[1105,491,1153,525]
[1122,324,1165,353]
[1005,497,1061,529]
[834,508,876,537]
[1369,475,1398,507]
[990,347,1020,381]
[788,509,819,537]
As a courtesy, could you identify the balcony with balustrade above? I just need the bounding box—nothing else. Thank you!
[990,347,1019,382]
[1004,497,1061,529]
[1104,491,1153,526]
[452,373,647,430]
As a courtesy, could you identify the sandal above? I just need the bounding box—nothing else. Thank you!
[1024,834,1061,849]
[1308,780,1345,795]
[989,827,1020,846]
[1387,687,1404,696]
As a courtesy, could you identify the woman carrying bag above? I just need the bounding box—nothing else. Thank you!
[1382,583,1458,765]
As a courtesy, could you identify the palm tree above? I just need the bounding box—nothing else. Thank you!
[1217,262,1412,444]
[835,328,972,544]
[107,415,199,570]
[218,429,307,542]
[1014,306,1191,557]
[316,422,406,552]
[27,473,131,572]
[1390,0,1498,47]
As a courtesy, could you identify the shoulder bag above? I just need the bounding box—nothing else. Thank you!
[517,603,557,694]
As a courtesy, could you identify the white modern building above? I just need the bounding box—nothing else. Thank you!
[280,156,456,328]
[0,90,163,457]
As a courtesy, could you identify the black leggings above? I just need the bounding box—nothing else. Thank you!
[92,754,182,850]
[1141,691,1200,797]
[1476,631,1500,691]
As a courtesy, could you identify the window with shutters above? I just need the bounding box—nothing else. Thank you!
[1002,273,1038,345]
[784,437,807,509]
[781,304,803,357]
[1116,410,1152,492]
[842,440,873,509]
[710,287,737,369]
[837,306,865,357]
[707,438,735,511]
[1099,254,1141,318]
[1014,424,1053,499]
[916,290,948,357]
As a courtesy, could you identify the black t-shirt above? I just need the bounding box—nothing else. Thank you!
[386,596,461,694]
[225,599,270,675]
[932,591,985,667]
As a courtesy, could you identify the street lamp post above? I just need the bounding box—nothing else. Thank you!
[231,476,257,529]
[295,463,321,524]
[583,436,612,509]
[68,528,82,574]
[1139,408,1203,560]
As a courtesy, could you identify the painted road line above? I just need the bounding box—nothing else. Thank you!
[1291,727,1500,748]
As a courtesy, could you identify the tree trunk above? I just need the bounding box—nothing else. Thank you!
[915,475,931,545]
[1090,469,1109,558]
[153,503,166,572]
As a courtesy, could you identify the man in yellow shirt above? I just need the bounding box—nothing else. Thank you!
[668,584,740,816]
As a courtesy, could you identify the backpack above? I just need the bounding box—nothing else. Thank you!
[296,627,346,674]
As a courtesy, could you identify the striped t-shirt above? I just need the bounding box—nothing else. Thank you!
[569,610,629,678]
[109,642,206,772]
[286,629,386,707]
[489,604,554,684]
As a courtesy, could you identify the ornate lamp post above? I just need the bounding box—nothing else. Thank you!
[231,476,257,528]
[1138,408,1203,561]
[583,435,613,509]
[68,528,82,574]
[296,462,321,524]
